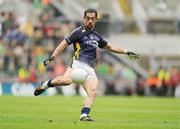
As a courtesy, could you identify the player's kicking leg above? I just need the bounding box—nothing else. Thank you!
[34,68,74,96]
[80,76,98,122]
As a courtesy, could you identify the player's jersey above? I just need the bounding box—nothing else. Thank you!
[65,25,108,67]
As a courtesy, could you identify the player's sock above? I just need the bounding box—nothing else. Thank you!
[80,107,94,121]
[47,79,54,87]
[41,79,54,89]
[80,107,90,116]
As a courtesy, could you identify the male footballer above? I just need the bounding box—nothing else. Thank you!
[34,9,139,121]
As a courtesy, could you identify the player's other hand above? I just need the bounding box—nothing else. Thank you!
[126,51,140,60]
[43,56,55,67]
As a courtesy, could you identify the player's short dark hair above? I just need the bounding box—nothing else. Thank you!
[84,8,97,18]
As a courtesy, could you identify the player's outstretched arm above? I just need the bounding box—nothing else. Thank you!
[44,39,68,67]
[104,43,140,60]
[51,39,68,58]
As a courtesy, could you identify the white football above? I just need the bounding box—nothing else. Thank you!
[71,68,87,84]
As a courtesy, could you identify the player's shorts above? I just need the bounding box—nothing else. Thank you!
[71,60,96,79]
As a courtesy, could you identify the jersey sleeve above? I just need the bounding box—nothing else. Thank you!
[65,29,79,45]
[98,35,108,48]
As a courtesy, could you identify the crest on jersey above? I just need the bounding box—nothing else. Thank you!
[82,29,86,32]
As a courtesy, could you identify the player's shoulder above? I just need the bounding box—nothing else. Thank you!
[70,26,83,35]
[93,31,103,38]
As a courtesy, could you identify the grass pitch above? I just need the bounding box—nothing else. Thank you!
[0,96,179,129]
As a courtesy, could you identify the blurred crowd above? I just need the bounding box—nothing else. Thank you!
[146,67,180,96]
[0,2,75,83]
[0,1,180,97]
[96,58,180,97]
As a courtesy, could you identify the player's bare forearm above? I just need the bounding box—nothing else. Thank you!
[51,39,68,58]
[104,43,127,54]
[104,43,140,60]
[43,40,68,67]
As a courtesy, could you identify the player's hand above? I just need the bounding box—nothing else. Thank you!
[43,56,55,67]
[126,51,140,60]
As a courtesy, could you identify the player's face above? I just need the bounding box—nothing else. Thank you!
[84,13,97,30]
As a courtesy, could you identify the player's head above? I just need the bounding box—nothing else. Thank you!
[83,8,98,30]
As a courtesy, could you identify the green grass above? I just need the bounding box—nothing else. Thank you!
[0,96,180,129]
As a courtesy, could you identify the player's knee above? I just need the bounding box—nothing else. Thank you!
[89,89,97,98]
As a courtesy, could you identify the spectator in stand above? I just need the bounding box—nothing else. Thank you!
[157,67,170,96]
[147,69,160,96]
[53,58,66,76]
[1,12,15,33]
[28,64,37,83]
[0,37,6,70]
[18,65,30,82]
[136,75,146,96]
[96,59,109,78]
[169,67,180,96]
[104,62,117,95]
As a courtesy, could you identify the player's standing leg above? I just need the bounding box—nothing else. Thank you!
[80,76,98,121]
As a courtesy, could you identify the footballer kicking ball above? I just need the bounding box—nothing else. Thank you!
[71,68,87,84]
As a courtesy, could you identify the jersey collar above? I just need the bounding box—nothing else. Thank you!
[82,24,94,32]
